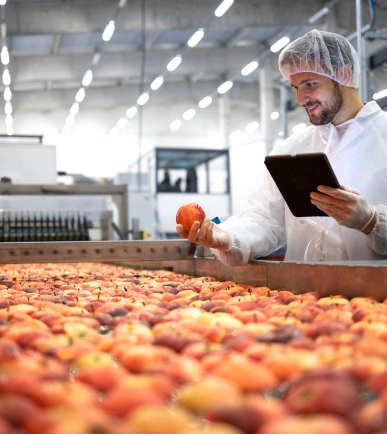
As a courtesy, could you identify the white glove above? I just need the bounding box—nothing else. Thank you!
[176,218,232,252]
[310,184,376,233]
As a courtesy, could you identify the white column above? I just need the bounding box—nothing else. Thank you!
[259,58,276,155]
[218,93,231,149]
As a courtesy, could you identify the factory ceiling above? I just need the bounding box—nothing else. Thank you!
[1,0,387,136]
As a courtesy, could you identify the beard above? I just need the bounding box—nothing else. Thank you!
[304,81,344,126]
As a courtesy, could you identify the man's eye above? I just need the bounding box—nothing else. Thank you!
[306,82,316,87]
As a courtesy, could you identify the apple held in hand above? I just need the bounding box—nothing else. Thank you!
[176,203,206,232]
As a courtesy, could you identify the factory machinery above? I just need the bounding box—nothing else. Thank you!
[0,238,386,301]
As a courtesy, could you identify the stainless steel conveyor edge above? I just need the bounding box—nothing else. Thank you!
[0,240,386,301]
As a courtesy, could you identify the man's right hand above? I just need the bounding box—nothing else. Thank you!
[176,217,232,252]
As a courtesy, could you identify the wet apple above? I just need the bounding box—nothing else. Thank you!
[176,203,206,232]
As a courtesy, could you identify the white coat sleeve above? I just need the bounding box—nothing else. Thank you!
[211,168,287,266]
[367,204,387,255]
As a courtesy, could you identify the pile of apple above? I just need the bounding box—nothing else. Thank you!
[0,262,387,434]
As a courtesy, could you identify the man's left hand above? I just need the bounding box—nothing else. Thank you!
[310,184,376,234]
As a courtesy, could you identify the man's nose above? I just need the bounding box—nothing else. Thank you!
[296,89,310,106]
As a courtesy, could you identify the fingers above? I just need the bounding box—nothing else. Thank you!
[176,224,188,239]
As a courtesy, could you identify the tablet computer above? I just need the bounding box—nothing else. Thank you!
[264,152,341,217]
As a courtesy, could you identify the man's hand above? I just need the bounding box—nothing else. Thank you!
[176,217,232,252]
[310,185,376,234]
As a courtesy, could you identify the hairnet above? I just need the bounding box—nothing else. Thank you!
[278,30,360,88]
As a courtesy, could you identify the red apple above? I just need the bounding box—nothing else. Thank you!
[176,202,206,232]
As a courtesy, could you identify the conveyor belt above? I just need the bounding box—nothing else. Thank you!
[0,240,386,300]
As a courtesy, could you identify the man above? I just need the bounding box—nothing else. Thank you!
[176,29,387,265]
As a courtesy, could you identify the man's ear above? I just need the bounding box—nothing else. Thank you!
[337,65,352,86]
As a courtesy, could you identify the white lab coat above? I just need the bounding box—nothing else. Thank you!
[214,101,387,265]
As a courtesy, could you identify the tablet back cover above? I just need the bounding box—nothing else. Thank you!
[264,153,340,217]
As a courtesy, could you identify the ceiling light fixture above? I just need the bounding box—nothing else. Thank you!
[271,111,280,120]
[170,120,182,131]
[126,106,137,118]
[198,96,212,108]
[110,126,120,136]
[373,89,387,100]
[270,36,290,53]
[187,29,204,48]
[65,115,75,127]
[183,109,196,120]
[2,69,10,85]
[241,61,258,76]
[137,92,149,106]
[82,70,93,87]
[6,125,13,136]
[117,117,128,129]
[5,114,12,126]
[4,101,11,115]
[167,55,182,72]
[1,47,9,65]
[308,7,330,24]
[245,121,259,132]
[75,88,85,103]
[70,103,80,116]
[102,21,115,42]
[0,0,6,5]
[3,86,11,101]
[217,80,233,94]
[118,0,127,7]
[215,0,234,17]
[150,76,164,90]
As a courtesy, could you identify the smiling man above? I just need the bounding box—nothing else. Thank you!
[176,30,387,264]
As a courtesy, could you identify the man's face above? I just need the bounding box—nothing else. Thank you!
[290,72,344,126]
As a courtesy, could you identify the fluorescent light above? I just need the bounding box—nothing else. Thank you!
[70,103,79,116]
[150,76,164,90]
[308,7,330,24]
[2,69,10,85]
[373,89,387,100]
[187,29,204,48]
[167,55,181,72]
[292,123,307,134]
[102,21,115,42]
[110,126,120,136]
[198,96,212,108]
[278,131,284,136]
[118,0,127,7]
[271,36,290,53]
[245,121,259,132]
[0,1,7,5]
[229,130,242,142]
[82,70,93,87]
[4,102,12,115]
[65,115,75,127]
[271,111,280,120]
[126,106,137,118]
[170,120,182,131]
[1,47,9,65]
[215,0,234,17]
[92,52,101,66]
[3,87,11,101]
[183,109,196,120]
[117,117,128,129]
[5,114,12,126]
[137,92,149,106]
[218,80,233,94]
[241,61,258,76]
[75,88,85,103]
[6,126,13,136]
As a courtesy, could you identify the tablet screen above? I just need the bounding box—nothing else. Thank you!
[264,153,341,217]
